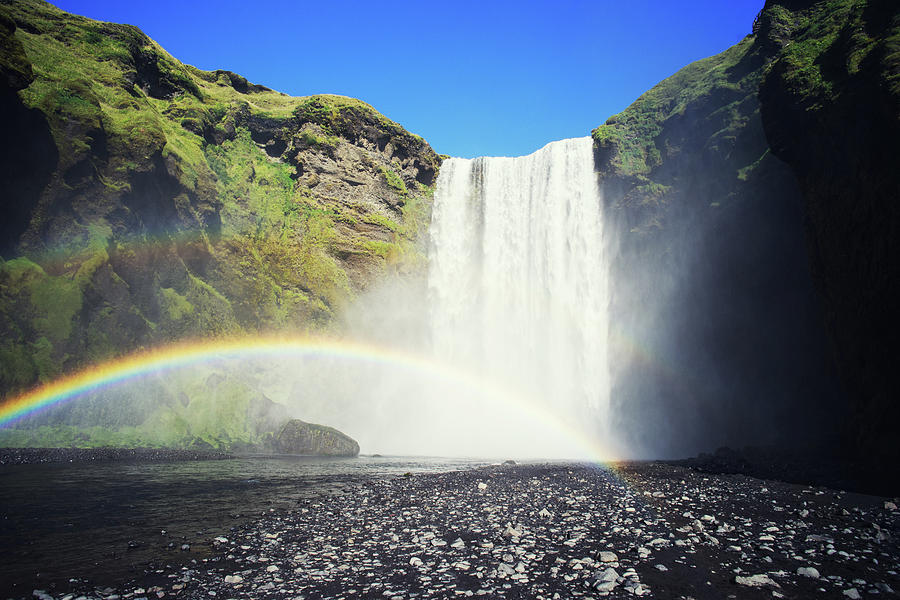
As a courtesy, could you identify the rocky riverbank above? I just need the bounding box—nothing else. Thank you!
[19,461,900,600]
[0,447,233,465]
[669,445,893,496]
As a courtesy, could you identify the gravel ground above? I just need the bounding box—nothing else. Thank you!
[0,447,232,465]
[21,462,900,600]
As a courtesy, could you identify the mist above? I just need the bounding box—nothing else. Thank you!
[600,137,846,460]
[6,131,846,461]
[322,136,611,459]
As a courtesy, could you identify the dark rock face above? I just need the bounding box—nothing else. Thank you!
[0,10,56,256]
[274,419,359,456]
[593,11,843,459]
[757,0,900,479]
[594,0,898,490]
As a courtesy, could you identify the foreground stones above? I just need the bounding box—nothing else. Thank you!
[28,463,900,599]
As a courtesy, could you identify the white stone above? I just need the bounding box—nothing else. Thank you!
[735,574,780,588]
[797,567,820,579]
[598,551,618,563]
[598,568,618,582]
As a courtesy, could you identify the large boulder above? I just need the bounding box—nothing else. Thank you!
[274,419,359,457]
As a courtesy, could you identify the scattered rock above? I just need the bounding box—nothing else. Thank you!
[735,574,780,588]
[598,551,618,563]
[27,462,900,600]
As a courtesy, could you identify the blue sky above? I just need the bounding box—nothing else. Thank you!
[54,0,763,158]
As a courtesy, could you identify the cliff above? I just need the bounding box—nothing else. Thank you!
[0,0,439,393]
[0,0,438,449]
[595,0,898,482]
[756,0,900,475]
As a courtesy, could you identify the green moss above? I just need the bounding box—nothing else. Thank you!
[362,212,401,232]
[593,37,758,178]
[0,343,38,390]
[380,165,408,197]
[635,182,671,201]
[206,127,298,237]
[0,0,440,408]
[298,129,339,151]
[184,273,239,335]
[359,240,396,259]
[159,287,195,321]
[737,149,771,181]
[30,276,82,342]
[2,258,82,343]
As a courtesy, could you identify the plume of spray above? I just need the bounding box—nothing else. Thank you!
[319,136,615,459]
[1,138,620,461]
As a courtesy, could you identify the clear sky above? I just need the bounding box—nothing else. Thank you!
[52,0,764,158]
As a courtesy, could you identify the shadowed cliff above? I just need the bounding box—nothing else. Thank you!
[595,0,898,492]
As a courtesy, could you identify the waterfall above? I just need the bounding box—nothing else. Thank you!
[428,137,610,443]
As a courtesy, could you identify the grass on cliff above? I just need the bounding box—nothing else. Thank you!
[0,0,438,406]
[592,36,757,178]
[594,0,894,181]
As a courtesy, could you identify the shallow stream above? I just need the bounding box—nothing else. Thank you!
[0,454,490,596]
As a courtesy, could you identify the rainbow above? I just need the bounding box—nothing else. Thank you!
[0,336,617,461]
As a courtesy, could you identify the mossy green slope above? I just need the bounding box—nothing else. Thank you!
[0,0,440,448]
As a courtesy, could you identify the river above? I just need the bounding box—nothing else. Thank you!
[0,454,491,596]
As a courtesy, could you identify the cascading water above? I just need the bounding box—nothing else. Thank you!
[6,138,612,460]
[428,137,611,449]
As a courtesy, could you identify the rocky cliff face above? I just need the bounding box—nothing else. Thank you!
[274,419,359,457]
[757,0,900,473]
[593,2,850,458]
[595,0,898,479]
[0,0,438,448]
[0,7,439,366]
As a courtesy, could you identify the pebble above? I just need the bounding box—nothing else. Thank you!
[43,463,900,600]
[735,573,780,588]
[598,551,618,563]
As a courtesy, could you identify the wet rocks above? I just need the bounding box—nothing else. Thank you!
[598,551,618,563]
[273,419,359,456]
[797,566,820,578]
[28,462,900,600]
[735,573,780,588]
